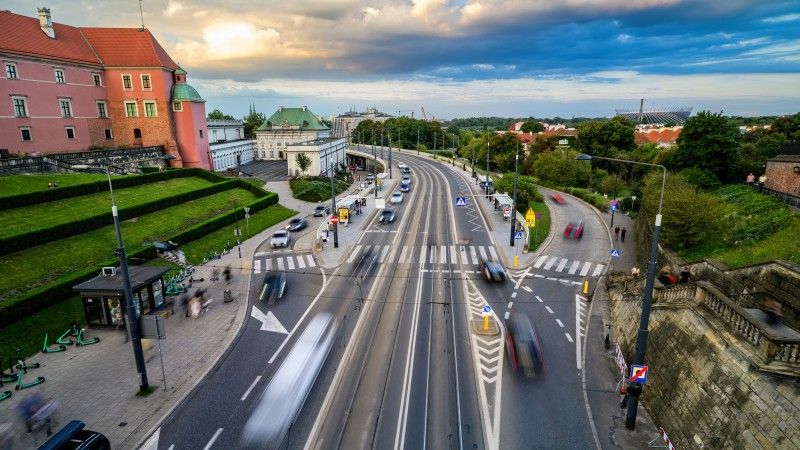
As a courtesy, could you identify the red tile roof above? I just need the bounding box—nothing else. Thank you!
[0,10,101,65]
[635,128,682,145]
[80,28,179,69]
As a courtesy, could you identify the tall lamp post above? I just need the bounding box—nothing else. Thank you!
[485,140,491,198]
[77,154,175,393]
[575,153,666,430]
[327,156,339,248]
[509,141,519,247]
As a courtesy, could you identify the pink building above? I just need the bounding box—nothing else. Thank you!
[0,8,211,169]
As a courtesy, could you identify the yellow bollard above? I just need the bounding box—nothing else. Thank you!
[583,280,589,295]
[513,255,519,267]
[483,315,489,331]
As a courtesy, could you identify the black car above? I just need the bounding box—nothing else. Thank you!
[479,257,506,282]
[400,182,411,193]
[313,205,330,217]
[287,218,308,231]
[40,420,111,450]
[379,208,396,223]
[260,272,287,305]
[505,313,544,379]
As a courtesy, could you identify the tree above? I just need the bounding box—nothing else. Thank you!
[493,173,543,212]
[207,109,234,120]
[770,112,800,141]
[523,135,558,174]
[520,121,544,133]
[296,153,312,175]
[575,117,636,157]
[531,149,591,187]
[243,107,266,139]
[671,111,740,182]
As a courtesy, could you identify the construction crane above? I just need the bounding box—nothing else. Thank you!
[396,110,415,118]
[420,107,436,122]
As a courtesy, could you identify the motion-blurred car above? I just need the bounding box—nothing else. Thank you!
[259,272,287,305]
[550,193,566,204]
[478,257,506,282]
[563,221,585,239]
[400,183,411,193]
[390,192,404,204]
[366,173,375,181]
[379,208,396,223]
[313,205,330,217]
[270,230,291,248]
[287,218,308,231]
[505,313,544,378]
[402,175,412,184]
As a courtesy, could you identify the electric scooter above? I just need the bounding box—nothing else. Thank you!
[73,325,100,346]
[42,333,67,353]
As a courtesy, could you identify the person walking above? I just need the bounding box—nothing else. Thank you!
[614,226,620,241]
[223,266,231,284]
[746,172,755,186]
[620,227,627,243]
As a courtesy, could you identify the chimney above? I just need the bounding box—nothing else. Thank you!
[38,7,55,38]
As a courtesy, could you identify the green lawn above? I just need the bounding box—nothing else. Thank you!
[0,173,113,197]
[0,177,215,239]
[0,296,85,363]
[527,201,551,251]
[0,188,260,301]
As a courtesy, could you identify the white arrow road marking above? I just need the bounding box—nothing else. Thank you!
[250,306,288,334]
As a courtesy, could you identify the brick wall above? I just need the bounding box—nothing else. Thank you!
[765,161,800,197]
[609,285,800,449]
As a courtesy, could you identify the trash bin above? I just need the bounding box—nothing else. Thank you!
[224,289,234,303]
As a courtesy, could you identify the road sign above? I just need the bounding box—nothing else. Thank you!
[514,231,524,240]
[610,249,622,258]
[629,364,648,383]
[330,216,339,224]
[525,208,536,227]
[244,207,251,214]
[456,196,467,206]
[482,305,492,316]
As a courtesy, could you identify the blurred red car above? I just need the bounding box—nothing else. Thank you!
[550,193,566,204]
[563,221,584,239]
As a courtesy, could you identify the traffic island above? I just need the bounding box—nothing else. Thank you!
[471,318,500,336]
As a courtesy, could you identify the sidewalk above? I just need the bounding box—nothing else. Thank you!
[0,181,316,449]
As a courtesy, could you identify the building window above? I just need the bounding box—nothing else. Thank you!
[59,99,72,118]
[143,101,157,117]
[93,73,102,86]
[172,101,182,111]
[55,69,65,83]
[104,129,112,139]
[141,74,151,90]
[65,127,75,139]
[122,74,132,90]
[12,96,28,117]
[124,101,138,117]
[199,129,203,138]
[6,62,19,79]
[96,101,107,118]
[133,128,142,139]
[20,127,31,141]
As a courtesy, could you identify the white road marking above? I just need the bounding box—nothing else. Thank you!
[265,259,272,272]
[430,246,436,264]
[470,246,478,264]
[534,255,548,268]
[347,245,362,263]
[565,333,574,343]
[504,311,510,319]
[536,295,543,303]
[580,261,591,276]
[507,301,513,309]
[544,256,558,270]
[569,260,580,275]
[575,294,583,369]
[488,246,499,260]
[240,376,262,401]
[287,256,295,270]
[379,245,390,263]
[450,245,458,264]
[511,292,517,299]
[306,254,315,267]
[534,274,544,279]
[140,427,160,450]
[460,246,469,266]
[254,251,268,257]
[556,258,568,272]
[439,245,447,264]
[387,246,398,264]
[545,306,554,314]
[250,307,288,333]
[269,270,329,364]
[399,245,409,263]
[254,259,261,275]
[521,285,532,293]
[202,428,223,450]
[277,258,284,271]
[592,264,605,277]
[168,446,173,450]
[478,246,488,260]
[419,246,427,264]
[296,255,306,269]
[556,319,564,328]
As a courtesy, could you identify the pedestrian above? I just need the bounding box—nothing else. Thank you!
[189,295,201,319]
[614,226,620,240]
[758,174,767,186]
[181,293,190,318]
[167,296,176,315]
[679,266,691,284]
[631,266,641,277]
[620,227,627,243]
[211,267,219,282]
[47,182,53,189]
[763,298,783,326]
[223,266,231,284]
[746,172,755,185]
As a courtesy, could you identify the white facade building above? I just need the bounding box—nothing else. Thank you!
[331,108,393,139]
[207,119,245,143]
[285,137,347,177]
[254,106,330,161]
[210,139,255,172]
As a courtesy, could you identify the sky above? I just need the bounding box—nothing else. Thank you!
[7,1,800,120]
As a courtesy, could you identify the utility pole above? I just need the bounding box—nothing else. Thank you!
[328,157,338,248]
[471,141,476,177]
[510,141,519,247]
[388,130,393,179]
[233,199,241,258]
[372,129,378,198]
[485,140,490,198]
[417,128,420,155]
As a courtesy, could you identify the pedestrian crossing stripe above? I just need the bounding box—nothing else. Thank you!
[254,254,317,274]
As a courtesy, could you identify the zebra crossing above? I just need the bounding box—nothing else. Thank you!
[347,244,500,267]
[253,253,316,274]
[532,254,605,277]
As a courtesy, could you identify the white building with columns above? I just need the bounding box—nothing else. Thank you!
[285,137,347,177]
[254,106,330,160]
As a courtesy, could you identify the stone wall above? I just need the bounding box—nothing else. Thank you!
[608,280,800,449]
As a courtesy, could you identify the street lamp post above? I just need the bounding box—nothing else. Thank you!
[485,140,491,198]
[417,128,420,155]
[233,199,242,258]
[327,157,339,248]
[388,130,393,179]
[471,144,476,178]
[510,141,519,247]
[575,153,666,430]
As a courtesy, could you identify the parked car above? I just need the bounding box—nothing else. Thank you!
[563,221,585,239]
[287,218,308,231]
[379,208,396,223]
[479,257,506,282]
[260,272,287,305]
[270,230,291,248]
[550,193,566,204]
[400,183,411,193]
[390,192,404,204]
[313,205,330,217]
[505,313,545,379]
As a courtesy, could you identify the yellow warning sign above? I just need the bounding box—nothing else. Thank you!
[525,208,536,227]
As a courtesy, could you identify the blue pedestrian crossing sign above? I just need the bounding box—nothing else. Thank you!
[629,364,648,383]
[455,196,467,207]
[514,231,524,240]
[610,249,622,258]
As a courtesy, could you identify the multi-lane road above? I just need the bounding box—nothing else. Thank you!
[155,151,610,449]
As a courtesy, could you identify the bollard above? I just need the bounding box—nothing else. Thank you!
[483,315,489,331]
[513,255,519,267]
[223,289,233,303]
[583,280,589,295]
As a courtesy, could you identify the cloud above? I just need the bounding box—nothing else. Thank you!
[762,12,800,23]
[163,1,183,17]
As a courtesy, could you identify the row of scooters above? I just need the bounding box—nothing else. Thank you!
[0,324,100,401]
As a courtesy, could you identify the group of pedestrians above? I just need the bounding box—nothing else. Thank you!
[181,266,231,319]
[613,226,627,242]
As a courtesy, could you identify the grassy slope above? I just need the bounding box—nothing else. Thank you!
[0,188,259,301]
[0,177,214,239]
[528,201,551,251]
[0,173,112,196]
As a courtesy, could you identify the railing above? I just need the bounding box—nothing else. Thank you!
[752,184,800,209]
[0,147,165,174]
